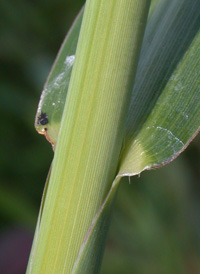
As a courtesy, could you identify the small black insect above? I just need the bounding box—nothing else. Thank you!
[37,112,49,125]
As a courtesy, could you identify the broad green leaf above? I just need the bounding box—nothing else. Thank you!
[148,0,163,17]
[32,0,200,272]
[71,0,200,271]
[35,1,163,148]
[28,1,151,273]
[34,0,164,149]
[120,0,200,175]
[35,8,84,147]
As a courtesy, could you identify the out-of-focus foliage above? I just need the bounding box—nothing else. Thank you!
[0,0,200,273]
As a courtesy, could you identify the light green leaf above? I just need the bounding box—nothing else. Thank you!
[29,1,151,273]
[34,0,161,148]
[32,0,200,272]
[120,0,200,175]
[71,182,119,273]
[35,8,84,147]
[71,0,200,271]
[34,0,163,149]
[148,0,164,17]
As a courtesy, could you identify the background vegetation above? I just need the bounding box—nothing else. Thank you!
[1,0,200,273]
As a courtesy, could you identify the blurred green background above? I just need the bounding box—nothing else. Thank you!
[1,1,200,273]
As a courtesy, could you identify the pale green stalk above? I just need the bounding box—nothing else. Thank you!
[27,0,150,273]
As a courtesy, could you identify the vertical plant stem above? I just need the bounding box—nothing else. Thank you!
[27,0,150,273]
